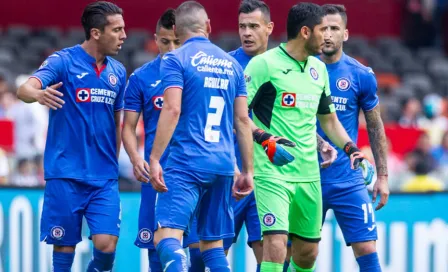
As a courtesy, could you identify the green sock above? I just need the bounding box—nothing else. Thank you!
[261,261,284,272]
[288,257,316,272]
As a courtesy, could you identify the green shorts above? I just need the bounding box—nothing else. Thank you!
[254,177,322,242]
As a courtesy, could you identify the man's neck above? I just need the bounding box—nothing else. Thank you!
[243,44,268,57]
[321,49,343,64]
[81,41,106,68]
[180,31,208,44]
[285,39,309,62]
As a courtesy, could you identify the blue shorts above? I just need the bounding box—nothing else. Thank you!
[223,192,261,250]
[40,179,121,246]
[182,217,200,248]
[135,184,157,249]
[322,179,378,246]
[155,168,234,241]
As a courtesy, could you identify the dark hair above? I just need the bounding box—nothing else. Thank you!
[322,4,347,26]
[238,0,271,22]
[287,2,324,41]
[81,1,123,40]
[157,9,176,32]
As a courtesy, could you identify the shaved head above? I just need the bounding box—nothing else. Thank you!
[175,1,209,38]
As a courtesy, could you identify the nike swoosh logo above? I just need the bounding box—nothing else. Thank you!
[164,260,175,272]
[282,69,292,74]
[77,72,88,79]
[368,225,376,231]
[151,80,161,87]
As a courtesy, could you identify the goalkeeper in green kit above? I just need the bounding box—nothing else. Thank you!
[245,3,367,272]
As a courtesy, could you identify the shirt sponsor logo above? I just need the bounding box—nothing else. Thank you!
[282,92,296,107]
[310,67,319,80]
[76,88,117,105]
[190,51,234,76]
[336,77,351,91]
[332,96,348,111]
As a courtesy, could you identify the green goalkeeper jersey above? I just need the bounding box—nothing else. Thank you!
[246,43,335,182]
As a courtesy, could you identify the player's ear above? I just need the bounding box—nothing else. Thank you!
[154,33,158,42]
[300,26,310,39]
[90,28,101,41]
[344,29,349,42]
[267,22,274,36]
[206,19,212,35]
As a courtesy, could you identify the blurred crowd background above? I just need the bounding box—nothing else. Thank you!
[0,0,448,192]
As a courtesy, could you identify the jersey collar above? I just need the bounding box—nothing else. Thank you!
[75,45,108,65]
[279,43,307,73]
[322,52,346,70]
[184,36,210,45]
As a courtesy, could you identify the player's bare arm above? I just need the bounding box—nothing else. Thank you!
[149,87,182,192]
[317,133,337,168]
[122,111,150,183]
[233,96,254,200]
[17,77,64,110]
[364,105,389,210]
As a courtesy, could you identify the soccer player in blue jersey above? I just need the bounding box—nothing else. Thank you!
[16,2,126,272]
[224,0,273,270]
[121,9,182,272]
[317,4,390,272]
[148,1,254,271]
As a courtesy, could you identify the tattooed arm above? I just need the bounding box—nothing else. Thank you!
[365,105,390,210]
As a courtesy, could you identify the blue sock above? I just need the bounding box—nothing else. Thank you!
[201,247,230,272]
[356,252,382,272]
[189,247,205,272]
[149,249,163,272]
[156,238,188,272]
[86,247,115,272]
[257,263,261,272]
[283,261,289,272]
[52,251,75,272]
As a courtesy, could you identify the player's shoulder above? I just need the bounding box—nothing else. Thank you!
[106,56,126,73]
[228,47,242,57]
[132,57,161,82]
[308,55,327,70]
[342,53,375,77]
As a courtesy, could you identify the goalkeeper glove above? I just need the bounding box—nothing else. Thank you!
[253,129,296,166]
[359,159,375,185]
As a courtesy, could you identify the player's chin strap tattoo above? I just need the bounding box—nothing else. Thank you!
[343,141,364,170]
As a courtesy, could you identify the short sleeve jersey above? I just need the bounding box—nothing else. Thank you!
[31,45,126,182]
[317,53,379,183]
[245,43,335,182]
[160,36,247,175]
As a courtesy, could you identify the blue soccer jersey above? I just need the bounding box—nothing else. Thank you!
[317,53,379,184]
[124,55,169,165]
[160,36,247,175]
[31,45,126,182]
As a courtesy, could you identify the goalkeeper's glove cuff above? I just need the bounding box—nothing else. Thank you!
[343,141,361,156]
[253,129,271,144]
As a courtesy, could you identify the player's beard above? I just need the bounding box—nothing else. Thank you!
[322,42,341,57]
[305,35,322,56]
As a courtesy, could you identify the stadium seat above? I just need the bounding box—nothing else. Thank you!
[131,51,156,70]
[0,48,14,66]
[427,59,448,80]
[6,25,31,40]
[66,27,85,42]
[376,73,400,89]
[36,27,63,45]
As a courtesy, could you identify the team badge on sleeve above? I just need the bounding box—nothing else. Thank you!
[336,78,351,91]
[39,60,49,69]
[138,228,153,243]
[310,67,319,80]
[152,96,164,110]
[50,226,65,240]
[108,73,118,86]
[245,74,252,83]
[76,88,91,102]
[282,92,296,107]
[263,213,276,226]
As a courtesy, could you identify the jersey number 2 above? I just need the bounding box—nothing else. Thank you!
[205,96,225,143]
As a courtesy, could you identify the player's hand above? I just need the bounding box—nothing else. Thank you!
[149,158,167,192]
[343,141,365,170]
[372,175,389,211]
[360,159,375,185]
[234,165,241,183]
[131,156,150,183]
[36,82,65,110]
[319,141,337,168]
[232,172,253,201]
[253,129,296,166]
